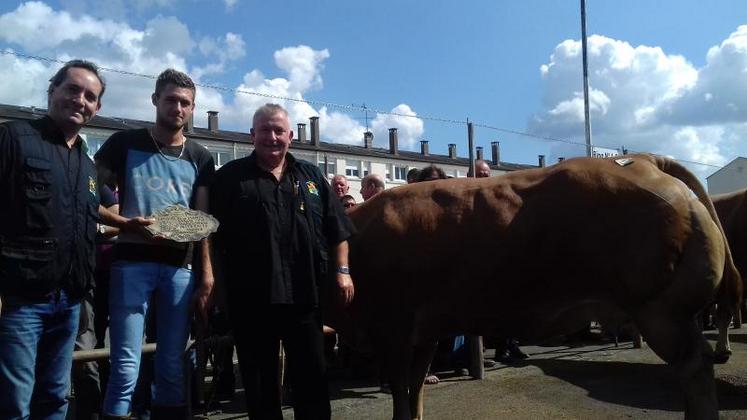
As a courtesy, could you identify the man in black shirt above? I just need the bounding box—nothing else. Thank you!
[0,60,105,420]
[211,103,355,419]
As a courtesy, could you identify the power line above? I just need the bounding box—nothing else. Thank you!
[0,49,725,169]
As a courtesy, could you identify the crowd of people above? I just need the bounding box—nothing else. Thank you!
[0,60,527,420]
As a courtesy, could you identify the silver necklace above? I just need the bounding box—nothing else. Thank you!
[149,129,185,161]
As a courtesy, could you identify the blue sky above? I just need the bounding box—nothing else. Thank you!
[1,0,746,179]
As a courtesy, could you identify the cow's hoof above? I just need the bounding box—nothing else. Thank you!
[714,350,732,364]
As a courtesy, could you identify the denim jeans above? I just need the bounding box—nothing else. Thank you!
[103,261,195,416]
[0,289,81,420]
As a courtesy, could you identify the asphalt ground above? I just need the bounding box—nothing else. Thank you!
[199,326,747,420]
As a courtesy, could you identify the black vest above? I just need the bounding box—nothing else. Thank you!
[0,118,98,299]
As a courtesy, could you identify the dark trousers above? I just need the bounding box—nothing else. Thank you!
[72,292,102,420]
[231,305,330,420]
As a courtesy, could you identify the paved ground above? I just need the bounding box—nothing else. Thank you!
[198,326,747,419]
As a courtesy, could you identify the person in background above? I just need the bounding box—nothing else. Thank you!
[406,168,420,184]
[474,160,529,363]
[0,59,105,420]
[331,174,350,199]
[341,194,357,210]
[360,173,385,201]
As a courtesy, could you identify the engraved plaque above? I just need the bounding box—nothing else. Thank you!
[145,205,219,242]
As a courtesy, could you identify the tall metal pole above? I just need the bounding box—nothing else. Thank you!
[467,121,475,177]
[581,0,593,157]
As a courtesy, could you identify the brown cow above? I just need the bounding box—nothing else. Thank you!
[713,189,747,325]
[343,154,741,420]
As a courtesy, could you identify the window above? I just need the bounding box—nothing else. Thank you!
[317,160,336,176]
[393,165,408,181]
[362,161,371,176]
[210,150,232,168]
[345,159,361,178]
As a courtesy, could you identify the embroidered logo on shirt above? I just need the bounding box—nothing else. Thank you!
[306,181,319,196]
[88,176,97,197]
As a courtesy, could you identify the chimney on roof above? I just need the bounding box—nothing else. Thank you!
[364,131,373,148]
[388,128,398,155]
[448,143,457,159]
[420,140,429,156]
[208,111,219,132]
[476,146,484,161]
[297,123,307,143]
[539,155,546,167]
[185,114,194,133]
[310,116,320,147]
[491,141,500,165]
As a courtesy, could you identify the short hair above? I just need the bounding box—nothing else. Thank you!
[332,174,348,183]
[341,194,356,202]
[362,174,385,189]
[154,68,196,99]
[48,59,106,100]
[416,165,447,182]
[407,167,420,181]
[253,103,289,127]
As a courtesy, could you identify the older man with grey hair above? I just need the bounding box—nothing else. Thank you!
[360,173,385,201]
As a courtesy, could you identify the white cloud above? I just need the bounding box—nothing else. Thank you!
[370,104,425,150]
[530,31,747,180]
[0,2,421,152]
[224,0,238,10]
[274,46,330,92]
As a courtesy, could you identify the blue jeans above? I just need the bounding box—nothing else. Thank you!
[0,290,81,420]
[103,261,195,416]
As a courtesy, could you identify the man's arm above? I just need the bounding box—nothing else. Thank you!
[334,240,354,306]
[192,185,215,324]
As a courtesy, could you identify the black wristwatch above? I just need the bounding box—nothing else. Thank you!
[336,266,350,275]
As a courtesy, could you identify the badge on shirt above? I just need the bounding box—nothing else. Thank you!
[306,181,319,196]
[88,176,97,197]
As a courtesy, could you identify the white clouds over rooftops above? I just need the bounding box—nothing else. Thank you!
[0,1,423,149]
[530,30,747,178]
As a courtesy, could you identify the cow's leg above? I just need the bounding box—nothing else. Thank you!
[371,322,414,420]
[714,303,732,364]
[408,339,438,420]
[638,315,718,420]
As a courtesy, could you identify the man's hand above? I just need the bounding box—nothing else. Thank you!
[192,281,214,327]
[120,216,158,238]
[336,273,354,306]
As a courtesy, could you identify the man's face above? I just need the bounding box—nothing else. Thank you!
[332,176,349,198]
[152,84,195,131]
[361,182,380,201]
[476,162,491,178]
[342,197,356,210]
[47,67,103,131]
[251,111,293,165]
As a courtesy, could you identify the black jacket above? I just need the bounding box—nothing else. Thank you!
[0,117,98,299]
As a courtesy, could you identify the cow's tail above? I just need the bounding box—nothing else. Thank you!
[649,154,743,327]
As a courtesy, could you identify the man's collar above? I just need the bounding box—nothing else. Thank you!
[37,116,83,148]
[248,151,297,173]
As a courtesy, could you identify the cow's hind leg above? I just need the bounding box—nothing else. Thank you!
[408,338,438,420]
[638,314,718,420]
[715,303,733,364]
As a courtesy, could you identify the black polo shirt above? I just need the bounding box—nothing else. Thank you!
[211,152,354,307]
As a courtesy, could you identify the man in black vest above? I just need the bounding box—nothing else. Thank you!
[210,103,355,419]
[0,60,105,419]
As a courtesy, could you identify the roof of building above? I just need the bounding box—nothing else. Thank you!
[706,156,747,180]
[0,103,535,171]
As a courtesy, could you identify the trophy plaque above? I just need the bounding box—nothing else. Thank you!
[145,205,219,242]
